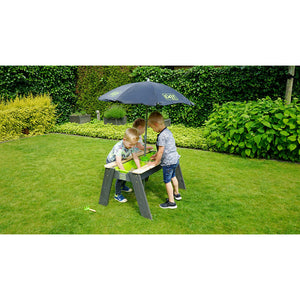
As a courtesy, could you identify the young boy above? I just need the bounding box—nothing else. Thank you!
[147,111,182,209]
[106,128,141,203]
[132,118,154,152]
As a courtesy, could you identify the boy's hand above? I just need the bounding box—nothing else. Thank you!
[148,146,163,166]
[116,156,125,170]
[150,154,157,160]
[147,161,156,167]
[132,153,141,169]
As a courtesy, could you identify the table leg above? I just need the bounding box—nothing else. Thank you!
[129,173,152,220]
[176,163,186,190]
[99,168,115,206]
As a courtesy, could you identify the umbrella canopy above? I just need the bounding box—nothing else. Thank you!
[98,79,194,155]
[99,80,194,106]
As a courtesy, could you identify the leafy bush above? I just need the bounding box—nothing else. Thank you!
[76,66,136,118]
[0,66,77,123]
[70,110,88,116]
[204,97,300,162]
[104,105,126,119]
[0,94,57,142]
[130,66,299,127]
[52,120,208,150]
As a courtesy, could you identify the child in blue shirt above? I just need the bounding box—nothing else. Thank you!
[106,128,141,203]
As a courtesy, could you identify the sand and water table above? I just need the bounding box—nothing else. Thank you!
[99,150,186,220]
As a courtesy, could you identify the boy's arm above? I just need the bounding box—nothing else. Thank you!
[147,146,164,166]
[132,152,141,169]
[115,156,125,170]
[136,142,153,151]
[135,142,144,151]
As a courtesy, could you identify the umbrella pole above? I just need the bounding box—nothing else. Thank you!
[144,106,148,156]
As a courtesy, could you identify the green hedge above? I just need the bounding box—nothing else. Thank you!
[103,105,126,119]
[0,94,57,142]
[52,120,208,150]
[130,66,299,127]
[76,66,136,118]
[0,66,77,123]
[76,66,297,128]
[203,97,300,162]
[2,66,298,129]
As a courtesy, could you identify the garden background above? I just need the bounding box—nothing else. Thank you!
[0,65,299,235]
[1,65,299,125]
[1,66,299,162]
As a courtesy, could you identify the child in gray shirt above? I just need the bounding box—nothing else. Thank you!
[147,111,182,209]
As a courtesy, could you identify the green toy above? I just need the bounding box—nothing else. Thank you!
[115,151,155,174]
[84,206,96,212]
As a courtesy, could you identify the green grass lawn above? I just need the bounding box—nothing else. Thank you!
[0,134,299,234]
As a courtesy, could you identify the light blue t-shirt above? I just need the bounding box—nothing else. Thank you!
[156,128,180,166]
[106,140,139,163]
[138,135,144,146]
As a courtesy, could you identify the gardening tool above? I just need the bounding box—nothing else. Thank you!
[98,79,194,155]
[84,206,96,212]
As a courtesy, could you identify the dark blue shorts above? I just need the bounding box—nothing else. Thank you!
[162,161,179,183]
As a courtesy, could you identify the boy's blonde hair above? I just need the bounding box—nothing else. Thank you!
[132,118,146,128]
[124,128,139,143]
[148,111,164,125]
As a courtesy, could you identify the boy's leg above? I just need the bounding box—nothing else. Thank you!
[165,182,175,203]
[115,179,123,195]
[163,163,180,203]
[121,181,133,193]
[171,176,179,195]
[160,164,178,208]
[163,165,174,203]
[160,181,177,209]
[121,180,126,189]
[115,179,127,203]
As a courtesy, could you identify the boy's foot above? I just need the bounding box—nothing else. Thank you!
[159,200,177,209]
[121,186,133,193]
[174,193,182,201]
[114,194,127,203]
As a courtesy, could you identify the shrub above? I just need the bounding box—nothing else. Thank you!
[204,97,300,162]
[52,120,208,150]
[104,105,126,119]
[0,94,57,142]
[76,66,136,118]
[0,66,77,123]
[70,110,87,116]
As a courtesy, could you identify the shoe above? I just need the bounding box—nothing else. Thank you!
[121,185,133,193]
[166,194,182,202]
[114,194,127,203]
[159,200,177,209]
[174,193,182,201]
